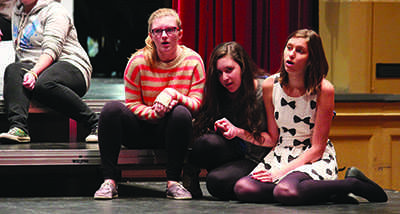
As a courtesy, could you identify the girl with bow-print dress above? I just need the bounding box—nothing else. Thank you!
[234,29,387,205]
[250,76,338,183]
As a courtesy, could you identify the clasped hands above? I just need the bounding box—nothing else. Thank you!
[153,88,179,117]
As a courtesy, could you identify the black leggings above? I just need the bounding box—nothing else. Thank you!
[189,134,258,200]
[98,101,193,181]
[3,62,98,134]
[234,171,388,204]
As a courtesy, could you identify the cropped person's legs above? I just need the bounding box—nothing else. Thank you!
[206,159,257,200]
[33,61,98,130]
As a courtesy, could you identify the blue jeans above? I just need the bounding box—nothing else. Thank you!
[3,61,98,134]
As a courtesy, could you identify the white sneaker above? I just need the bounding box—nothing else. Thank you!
[85,125,98,143]
[94,180,118,200]
[0,127,31,143]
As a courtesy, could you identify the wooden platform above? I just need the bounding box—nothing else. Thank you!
[0,78,170,182]
[0,143,168,166]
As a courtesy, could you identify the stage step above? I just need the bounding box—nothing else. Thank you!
[0,143,167,166]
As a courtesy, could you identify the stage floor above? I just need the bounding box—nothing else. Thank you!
[0,182,398,214]
[83,77,124,100]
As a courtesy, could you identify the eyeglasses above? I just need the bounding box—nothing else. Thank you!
[151,27,180,37]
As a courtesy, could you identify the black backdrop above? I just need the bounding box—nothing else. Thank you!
[74,0,172,78]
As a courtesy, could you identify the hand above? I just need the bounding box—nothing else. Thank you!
[23,72,37,90]
[153,88,180,117]
[153,98,178,118]
[251,169,284,183]
[154,88,178,106]
[161,88,178,99]
[251,170,274,183]
[214,118,239,140]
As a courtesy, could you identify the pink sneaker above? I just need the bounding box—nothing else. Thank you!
[94,180,118,200]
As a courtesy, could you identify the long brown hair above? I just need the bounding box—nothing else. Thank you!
[194,41,265,142]
[139,8,182,68]
[279,29,329,94]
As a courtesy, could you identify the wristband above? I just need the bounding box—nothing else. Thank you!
[21,68,38,80]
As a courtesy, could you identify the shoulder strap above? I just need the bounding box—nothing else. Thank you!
[274,73,280,84]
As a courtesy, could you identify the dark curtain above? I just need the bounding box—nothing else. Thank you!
[172,0,318,74]
[74,0,172,78]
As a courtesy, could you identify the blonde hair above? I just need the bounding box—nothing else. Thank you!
[142,8,182,68]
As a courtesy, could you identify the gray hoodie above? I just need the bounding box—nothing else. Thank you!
[12,0,92,89]
[0,0,16,20]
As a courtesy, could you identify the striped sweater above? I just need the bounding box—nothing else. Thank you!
[124,45,206,121]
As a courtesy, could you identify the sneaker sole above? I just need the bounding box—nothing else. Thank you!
[0,136,30,144]
[94,194,118,200]
[166,195,192,200]
[85,136,98,143]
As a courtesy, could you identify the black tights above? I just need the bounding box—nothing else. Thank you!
[189,134,257,200]
[234,171,388,205]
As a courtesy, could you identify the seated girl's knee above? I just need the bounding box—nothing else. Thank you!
[169,105,192,126]
[171,105,191,117]
[273,182,301,204]
[233,177,252,195]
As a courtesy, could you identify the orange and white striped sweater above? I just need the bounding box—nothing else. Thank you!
[124,45,206,121]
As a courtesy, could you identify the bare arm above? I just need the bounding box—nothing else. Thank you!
[260,77,280,147]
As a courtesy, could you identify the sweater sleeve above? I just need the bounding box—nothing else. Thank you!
[124,54,159,120]
[175,56,205,113]
[41,3,70,60]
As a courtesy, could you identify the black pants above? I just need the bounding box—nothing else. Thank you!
[3,61,98,134]
[98,101,193,181]
[189,134,258,200]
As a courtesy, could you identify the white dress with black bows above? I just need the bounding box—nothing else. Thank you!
[251,79,338,183]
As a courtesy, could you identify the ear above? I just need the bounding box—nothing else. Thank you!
[178,29,183,40]
[149,32,153,40]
